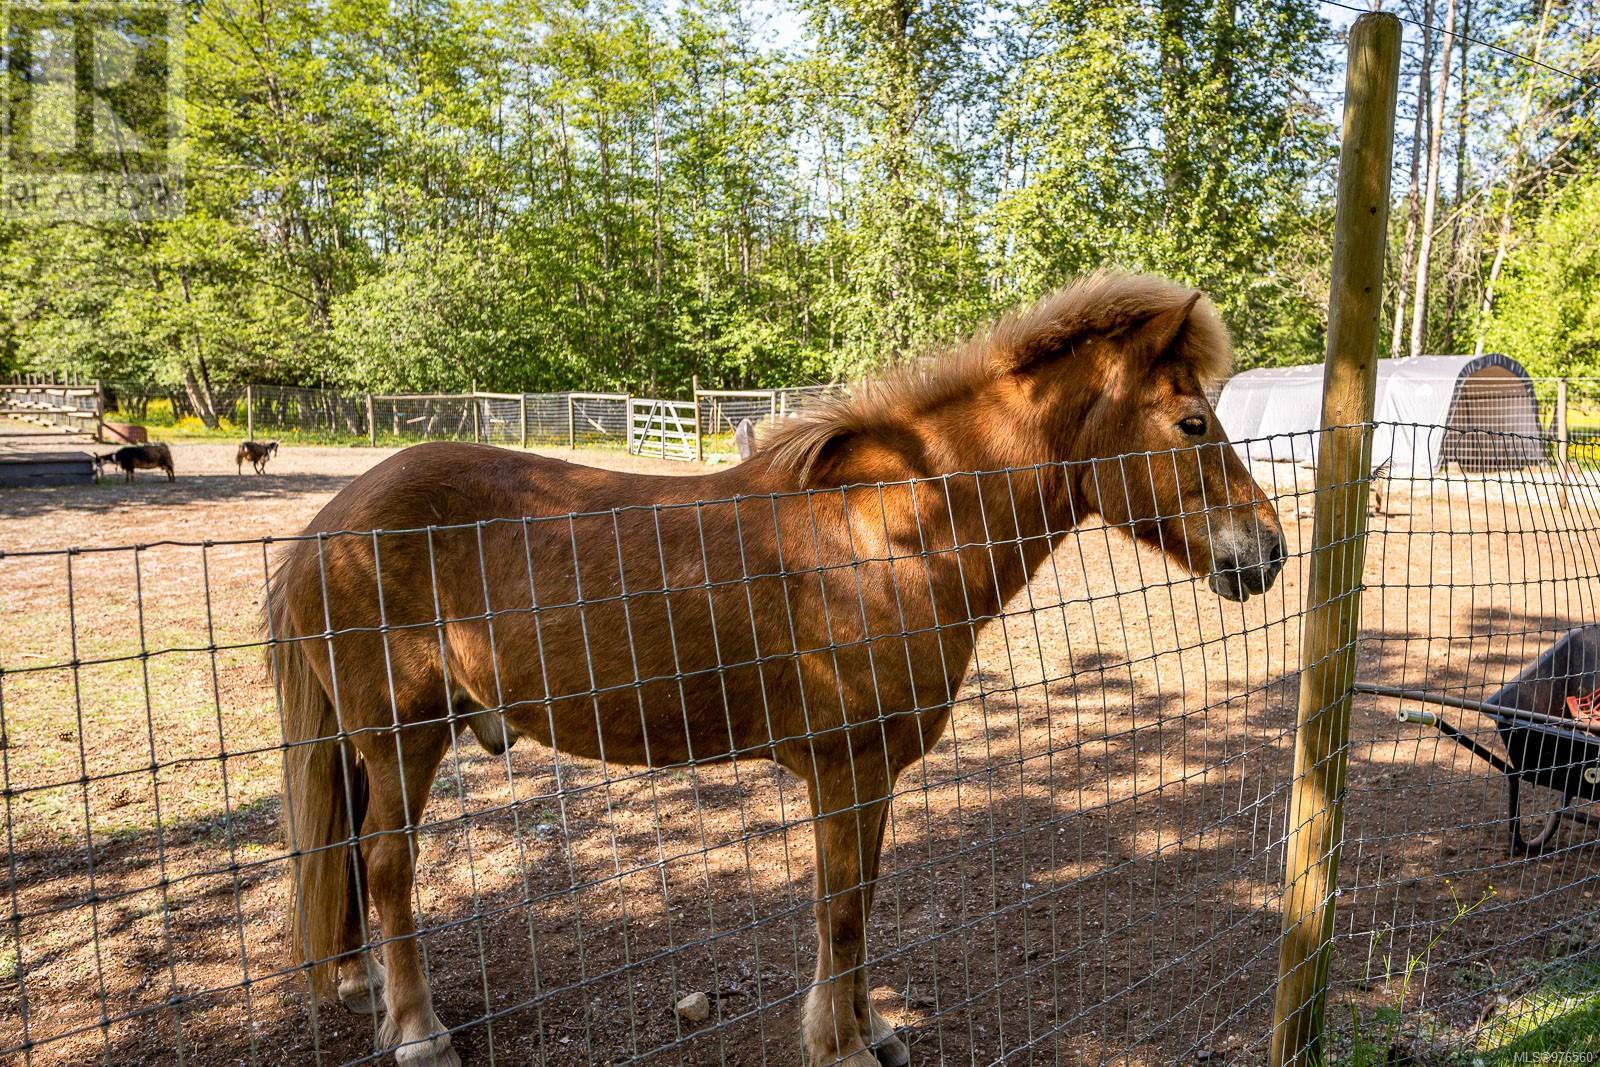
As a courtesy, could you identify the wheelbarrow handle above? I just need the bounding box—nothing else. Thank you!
[1353,681,1600,735]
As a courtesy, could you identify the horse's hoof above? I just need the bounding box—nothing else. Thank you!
[805,1043,877,1067]
[872,1031,910,1067]
[340,983,384,1015]
[393,1033,460,1067]
[338,964,386,1015]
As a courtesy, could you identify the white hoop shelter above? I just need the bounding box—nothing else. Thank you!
[1215,354,1546,475]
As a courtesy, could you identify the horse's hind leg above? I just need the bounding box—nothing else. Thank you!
[337,853,386,1013]
[337,761,386,1014]
[358,723,460,1067]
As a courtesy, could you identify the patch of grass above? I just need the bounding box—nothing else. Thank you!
[1469,958,1600,1064]
[1335,882,1495,1065]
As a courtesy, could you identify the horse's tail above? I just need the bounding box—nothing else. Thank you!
[271,574,362,1000]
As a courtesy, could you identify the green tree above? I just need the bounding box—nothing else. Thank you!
[1481,173,1600,376]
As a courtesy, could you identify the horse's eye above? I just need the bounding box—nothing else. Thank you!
[1178,416,1208,437]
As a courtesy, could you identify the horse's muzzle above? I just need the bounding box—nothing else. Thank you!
[1208,532,1286,602]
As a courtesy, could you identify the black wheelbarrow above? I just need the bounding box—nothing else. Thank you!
[1355,625,1600,856]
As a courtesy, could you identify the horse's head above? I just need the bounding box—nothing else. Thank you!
[1001,274,1285,601]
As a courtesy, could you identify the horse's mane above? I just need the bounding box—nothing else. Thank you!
[762,272,1232,481]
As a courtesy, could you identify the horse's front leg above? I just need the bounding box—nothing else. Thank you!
[804,767,891,1067]
[851,796,908,1067]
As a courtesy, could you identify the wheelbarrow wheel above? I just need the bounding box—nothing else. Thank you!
[1508,776,1569,856]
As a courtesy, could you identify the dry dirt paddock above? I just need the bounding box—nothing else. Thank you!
[1,437,1597,1066]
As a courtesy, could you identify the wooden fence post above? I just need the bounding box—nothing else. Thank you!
[366,394,376,448]
[1557,378,1570,508]
[692,375,704,463]
[567,395,576,449]
[1269,14,1399,1067]
[472,394,482,443]
[519,394,528,449]
[245,384,254,441]
[1557,379,1570,461]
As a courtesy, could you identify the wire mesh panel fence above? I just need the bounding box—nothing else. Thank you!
[563,393,629,447]
[370,395,484,444]
[3,423,1598,1065]
[697,390,779,436]
[0,432,1313,1066]
[1329,421,1600,1060]
[245,386,371,438]
[95,386,642,449]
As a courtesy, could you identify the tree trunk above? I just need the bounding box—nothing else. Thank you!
[176,270,221,429]
[1408,0,1458,357]
[1390,0,1433,356]
[1475,0,1555,354]
[1442,0,1470,353]
[181,365,219,429]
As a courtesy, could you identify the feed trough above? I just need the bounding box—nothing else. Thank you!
[0,448,96,487]
[1356,625,1600,855]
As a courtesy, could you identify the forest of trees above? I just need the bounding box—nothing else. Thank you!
[1,0,1598,423]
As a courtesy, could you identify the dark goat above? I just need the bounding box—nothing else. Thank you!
[96,443,175,483]
[236,440,279,475]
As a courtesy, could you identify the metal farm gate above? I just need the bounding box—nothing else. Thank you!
[628,397,699,461]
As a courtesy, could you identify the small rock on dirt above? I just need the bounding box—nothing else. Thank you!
[675,991,710,1024]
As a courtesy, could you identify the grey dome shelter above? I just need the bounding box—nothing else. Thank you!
[1215,353,1546,475]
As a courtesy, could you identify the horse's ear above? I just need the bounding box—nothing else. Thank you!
[1130,291,1203,360]
[766,417,854,487]
[803,430,852,486]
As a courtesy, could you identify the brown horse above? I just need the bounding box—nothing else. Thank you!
[268,274,1285,1067]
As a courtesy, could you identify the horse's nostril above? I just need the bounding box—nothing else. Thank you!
[1269,537,1286,565]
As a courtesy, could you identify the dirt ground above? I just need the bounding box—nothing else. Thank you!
[1,434,1597,1066]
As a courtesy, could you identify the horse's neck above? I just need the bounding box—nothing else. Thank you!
[925,465,1078,623]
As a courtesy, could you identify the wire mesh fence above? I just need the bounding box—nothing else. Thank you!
[246,386,370,438]
[3,418,1596,1065]
[1334,422,1600,1061]
[370,394,485,444]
